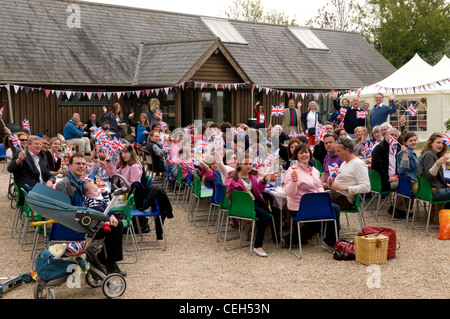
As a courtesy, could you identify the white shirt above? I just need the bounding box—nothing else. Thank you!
[32,153,44,184]
[306,111,317,129]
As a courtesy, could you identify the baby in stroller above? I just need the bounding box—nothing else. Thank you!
[83,181,114,233]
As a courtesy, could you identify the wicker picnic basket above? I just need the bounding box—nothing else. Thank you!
[354,234,389,265]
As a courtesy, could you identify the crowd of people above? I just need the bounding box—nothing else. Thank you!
[3,92,450,264]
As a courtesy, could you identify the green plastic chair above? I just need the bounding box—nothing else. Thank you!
[339,194,365,238]
[189,174,213,225]
[411,176,450,235]
[315,160,323,174]
[120,193,139,264]
[224,190,278,256]
[11,182,26,239]
[175,164,188,206]
[363,169,395,221]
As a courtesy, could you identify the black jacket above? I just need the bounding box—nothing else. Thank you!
[371,139,401,192]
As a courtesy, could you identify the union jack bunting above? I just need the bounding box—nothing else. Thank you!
[356,110,367,119]
[407,104,417,116]
[328,163,340,178]
[271,105,285,117]
[389,136,398,153]
[22,119,30,132]
[441,132,450,146]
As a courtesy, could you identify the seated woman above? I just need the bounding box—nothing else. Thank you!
[283,143,340,248]
[368,125,382,146]
[44,137,62,176]
[352,126,367,157]
[225,154,274,257]
[417,133,450,218]
[396,131,419,195]
[279,138,302,170]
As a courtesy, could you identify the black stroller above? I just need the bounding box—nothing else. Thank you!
[25,175,131,299]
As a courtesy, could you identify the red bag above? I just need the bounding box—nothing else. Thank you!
[333,240,355,260]
[362,226,398,259]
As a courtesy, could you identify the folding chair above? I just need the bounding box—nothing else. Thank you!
[288,192,338,259]
[410,176,450,235]
[224,190,278,256]
[206,182,224,234]
[188,174,213,226]
[392,174,415,223]
[363,169,395,221]
[340,194,365,238]
[128,194,167,250]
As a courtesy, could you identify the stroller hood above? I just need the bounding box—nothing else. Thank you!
[26,183,105,234]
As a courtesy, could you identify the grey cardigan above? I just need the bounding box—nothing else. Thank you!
[417,150,447,189]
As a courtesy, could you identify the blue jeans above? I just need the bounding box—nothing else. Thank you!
[433,187,450,202]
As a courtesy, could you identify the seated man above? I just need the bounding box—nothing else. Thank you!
[328,138,371,210]
[321,132,343,190]
[55,153,126,277]
[8,135,52,205]
[371,127,401,192]
[64,115,92,155]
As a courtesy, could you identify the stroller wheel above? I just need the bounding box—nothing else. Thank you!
[34,283,55,299]
[102,274,126,298]
[85,268,106,288]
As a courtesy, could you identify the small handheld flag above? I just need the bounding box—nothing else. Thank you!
[389,136,398,153]
[271,105,285,117]
[356,110,367,119]
[441,132,450,146]
[407,104,417,116]
[22,119,30,132]
[328,163,340,178]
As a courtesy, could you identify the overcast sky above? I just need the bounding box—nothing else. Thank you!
[79,0,330,25]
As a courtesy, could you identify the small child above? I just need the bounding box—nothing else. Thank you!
[82,182,113,232]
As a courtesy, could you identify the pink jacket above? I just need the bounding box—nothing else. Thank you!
[283,163,323,211]
[106,162,143,186]
[225,172,267,204]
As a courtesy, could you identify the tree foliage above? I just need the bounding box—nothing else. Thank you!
[356,0,450,68]
[306,0,362,32]
[222,0,297,25]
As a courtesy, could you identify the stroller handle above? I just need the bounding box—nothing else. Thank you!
[111,174,131,196]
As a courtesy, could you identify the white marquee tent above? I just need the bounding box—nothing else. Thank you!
[346,54,450,141]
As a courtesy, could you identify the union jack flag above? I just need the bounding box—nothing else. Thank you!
[194,140,213,154]
[271,105,285,117]
[407,104,417,116]
[253,156,263,168]
[0,107,3,120]
[113,138,127,152]
[289,132,299,138]
[159,121,168,131]
[356,110,367,119]
[155,109,163,120]
[441,132,450,146]
[339,108,348,117]
[328,163,340,178]
[389,136,398,153]
[266,149,279,166]
[162,140,171,152]
[316,123,327,141]
[11,134,21,147]
[91,127,106,140]
[362,141,374,158]
[22,119,30,132]
[63,240,87,257]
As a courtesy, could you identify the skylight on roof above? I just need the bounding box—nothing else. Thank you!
[201,17,248,45]
[288,27,329,51]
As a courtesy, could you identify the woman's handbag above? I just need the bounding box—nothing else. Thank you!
[332,240,355,260]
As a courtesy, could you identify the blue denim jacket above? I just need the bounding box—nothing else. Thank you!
[396,147,418,181]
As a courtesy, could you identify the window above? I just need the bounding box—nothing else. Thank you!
[389,98,427,132]
[201,17,248,45]
[288,27,329,51]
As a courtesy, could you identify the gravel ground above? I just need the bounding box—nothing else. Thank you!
[0,168,449,302]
